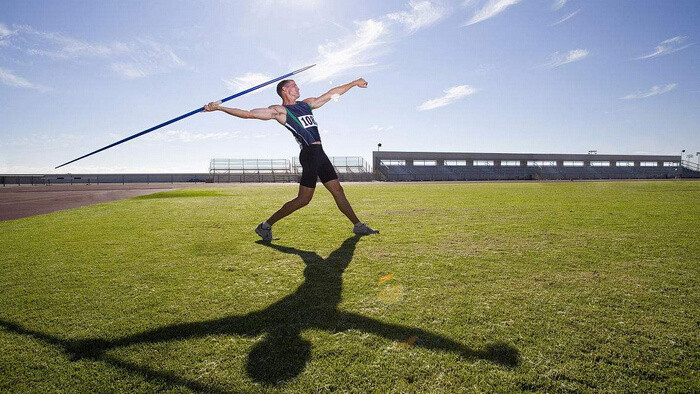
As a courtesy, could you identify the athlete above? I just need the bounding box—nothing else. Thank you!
[204,77,379,241]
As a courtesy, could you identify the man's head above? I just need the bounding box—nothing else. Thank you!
[276,79,300,100]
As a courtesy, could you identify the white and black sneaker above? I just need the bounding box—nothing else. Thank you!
[353,222,379,235]
[255,222,273,242]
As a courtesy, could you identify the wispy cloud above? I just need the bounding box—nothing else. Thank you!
[543,48,588,68]
[0,22,14,45]
[635,36,693,60]
[108,38,188,79]
[0,23,12,37]
[222,72,272,93]
[111,64,148,79]
[552,0,568,10]
[3,24,188,79]
[305,1,453,82]
[388,0,450,33]
[551,9,580,26]
[463,0,521,26]
[0,66,48,91]
[418,85,477,111]
[307,19,388,82]
[368,125,394,132]
[620,84,677,100]
[143,129,232,143]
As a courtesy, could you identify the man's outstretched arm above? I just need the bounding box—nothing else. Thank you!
[204,102,286,123]
[303,78,368,110]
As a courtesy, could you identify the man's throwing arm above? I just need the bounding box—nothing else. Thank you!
[303,78,368,110]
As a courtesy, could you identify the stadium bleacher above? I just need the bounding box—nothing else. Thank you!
[374,151,698,181]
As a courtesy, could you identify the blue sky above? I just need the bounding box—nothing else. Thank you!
[0,0,698,173]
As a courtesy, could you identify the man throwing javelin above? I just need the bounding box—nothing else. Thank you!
[204,77,379,241]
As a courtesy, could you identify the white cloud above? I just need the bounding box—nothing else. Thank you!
[620,84,677,100]
[0,66,48,91]
[635,36,693,60]
[551,9,580,26]
[307,19,388,82]
[222,72,273,93]
[368,125,394,132]
[0,22,14,45]
[463,0,521,26]
[111,63,148,79]
[109,38,188,79]
[143,129,232,143]
[418,84,477,111]
[388,1,449,33]
[5,24,188,79]
[296,2,455,83]
[15,24,118,58]
[552,0,568,10]
[544,48,588,68]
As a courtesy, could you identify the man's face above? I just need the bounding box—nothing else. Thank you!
[284,80,300,99]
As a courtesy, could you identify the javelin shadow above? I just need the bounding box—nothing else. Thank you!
[0,235,519,389]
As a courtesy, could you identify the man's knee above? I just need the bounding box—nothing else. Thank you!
[297,194,313,206]
[326,181,344,196]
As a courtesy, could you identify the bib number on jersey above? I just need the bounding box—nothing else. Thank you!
[298,115,317,128]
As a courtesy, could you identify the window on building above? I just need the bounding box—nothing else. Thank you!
[500,160,520,166]
[473,160,494,166]
[527,161,556,167]
[663,162,679,167]
[413,160,437,166]
[590,161,610,167]
[640,161,657,167]
[444,160,467,166]
[380,160,405,166]
[617,161,634,167]
[563,161,584,167]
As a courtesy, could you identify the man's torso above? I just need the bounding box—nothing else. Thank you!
[280,101,321,148]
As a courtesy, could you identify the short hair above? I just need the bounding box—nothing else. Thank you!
[276,80,292,98]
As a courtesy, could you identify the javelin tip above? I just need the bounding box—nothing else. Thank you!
[293,64,316,74]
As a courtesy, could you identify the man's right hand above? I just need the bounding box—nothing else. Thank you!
[355,78,368,88]
[203,101,221,112]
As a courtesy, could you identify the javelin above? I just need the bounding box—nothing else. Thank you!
[55,64,316,169]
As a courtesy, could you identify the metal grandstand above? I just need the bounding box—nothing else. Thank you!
[209,156,373,183]
[373,151,700,181]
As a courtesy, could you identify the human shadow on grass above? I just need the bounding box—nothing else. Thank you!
[0,235,519,390]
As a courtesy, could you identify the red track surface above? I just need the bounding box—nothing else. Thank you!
[0,184,180,221]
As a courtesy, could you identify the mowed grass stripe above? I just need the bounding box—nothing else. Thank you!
[1,181,698,392]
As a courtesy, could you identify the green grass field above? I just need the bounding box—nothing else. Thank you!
[1,181,698,392]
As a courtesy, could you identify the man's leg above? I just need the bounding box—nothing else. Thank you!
[266,185,315,225]
[323,179,359,224]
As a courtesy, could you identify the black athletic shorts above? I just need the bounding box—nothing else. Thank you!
[299,144,338,188]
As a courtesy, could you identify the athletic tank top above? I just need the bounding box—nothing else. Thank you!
[282,101,321,148]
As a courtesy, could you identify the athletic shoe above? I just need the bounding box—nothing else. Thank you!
[353,222,379,235]
[255,222,273,242]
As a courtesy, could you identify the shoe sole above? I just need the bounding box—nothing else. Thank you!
[255,227,272,242]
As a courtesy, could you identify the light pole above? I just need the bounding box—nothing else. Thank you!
[377,143,382,152]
